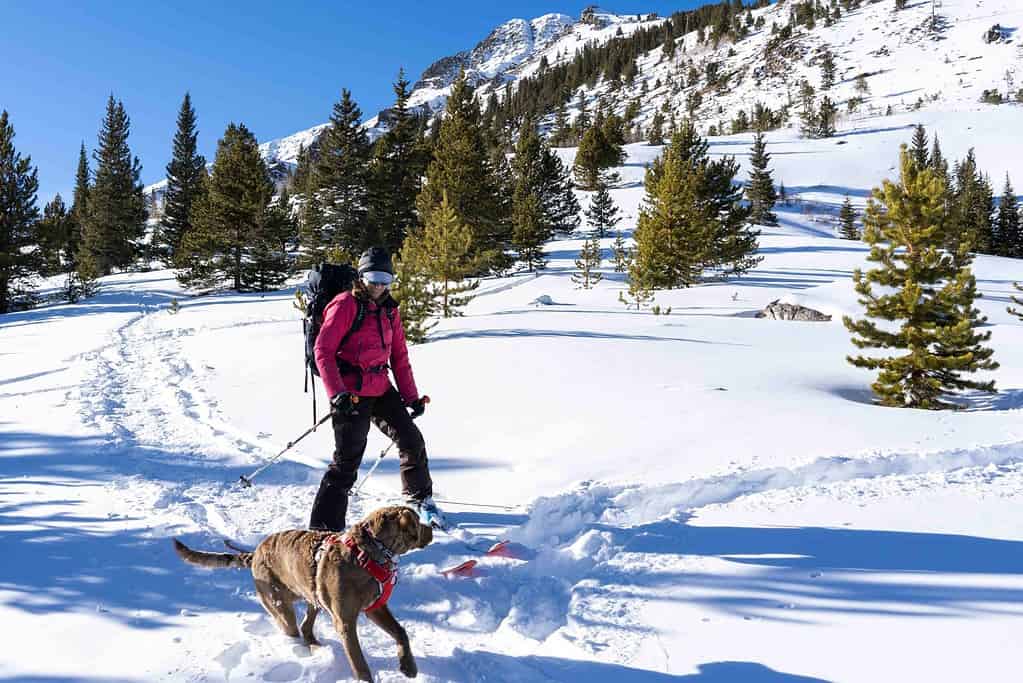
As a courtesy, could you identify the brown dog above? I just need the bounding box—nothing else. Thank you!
[174,505,432,681]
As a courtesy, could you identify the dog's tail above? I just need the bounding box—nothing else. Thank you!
[173,538,253,569]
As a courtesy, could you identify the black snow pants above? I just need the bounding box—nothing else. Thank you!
[308,386,433,531]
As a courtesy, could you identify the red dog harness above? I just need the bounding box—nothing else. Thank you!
[318,531,397,612]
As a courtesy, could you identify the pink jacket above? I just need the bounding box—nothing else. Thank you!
[313,292,419,403]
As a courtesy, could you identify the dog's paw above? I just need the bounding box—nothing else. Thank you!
[399,655,418,678]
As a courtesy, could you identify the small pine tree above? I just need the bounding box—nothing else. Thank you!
[839,195,859,239]
[820,50,836,91]
[1008,282,1023,320]
[612,232,630,272]
[390,243,438,344]
[817,96,838,138]
[512,191,548,272]
[618,278,654,310]
[585,177,621,238]
[995,174,1021,258]
[843,147,997,409]
[647,111,665,145]
[779,181,788,205]
[412,191,481,317]
[746,131,778,226]
[0,111,41,313]
[910,124,929,169]
[855,74,870,96]
[572,235,603,289]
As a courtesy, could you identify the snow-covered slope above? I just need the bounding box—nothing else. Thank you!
[7,112,1023,680]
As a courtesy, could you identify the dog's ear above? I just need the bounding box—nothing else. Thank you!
[399,507,432,549]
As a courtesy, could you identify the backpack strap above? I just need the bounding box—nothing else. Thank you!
[340,299,366,350]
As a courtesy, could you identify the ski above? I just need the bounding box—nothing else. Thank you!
[438,539,517,578]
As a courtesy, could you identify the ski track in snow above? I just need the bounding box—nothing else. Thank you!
[59,301,1023,680]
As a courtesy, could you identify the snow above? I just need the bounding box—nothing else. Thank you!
[7,3,1023,681]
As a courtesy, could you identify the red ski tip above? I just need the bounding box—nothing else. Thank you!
[485,540,516,558]
[440,559,478,578]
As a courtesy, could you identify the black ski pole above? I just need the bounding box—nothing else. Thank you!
[238,396,359,488]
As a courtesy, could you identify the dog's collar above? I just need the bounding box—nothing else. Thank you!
[315,529,397,612]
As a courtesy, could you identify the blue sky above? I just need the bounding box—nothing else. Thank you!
[4,1,695,203]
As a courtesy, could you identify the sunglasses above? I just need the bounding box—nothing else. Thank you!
[361,271,394,286]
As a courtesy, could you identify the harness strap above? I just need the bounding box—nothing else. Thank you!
[314,530,397,612]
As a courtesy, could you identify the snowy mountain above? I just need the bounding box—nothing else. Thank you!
[144,0,1022,201]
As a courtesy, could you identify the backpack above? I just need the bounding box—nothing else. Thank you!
[303,263,362,379]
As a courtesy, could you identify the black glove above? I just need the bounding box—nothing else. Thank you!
[330,392,358,417]
[408,397,427,419]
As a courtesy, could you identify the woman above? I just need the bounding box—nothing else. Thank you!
[309,246,440,531]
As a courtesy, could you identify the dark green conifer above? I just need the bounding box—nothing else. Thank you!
[585,176,621,238]
[417,71,512,273]
[177,123,274,291]
[820,50,836,90]
[839,195,859,239]
[368,70,428,254]
[910,124,929,169]
[746,131,778,226]
[0,111,41,312]
[160,93,206,261]
[81,96,146,276]
[306,89,371,262]
[995,175,1020,257]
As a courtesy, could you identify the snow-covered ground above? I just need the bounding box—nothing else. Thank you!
[5,119,1023,682]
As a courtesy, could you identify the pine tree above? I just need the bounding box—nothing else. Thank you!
[417,71,512,273]
[177,123,274,291]
[241,188,297,291]
[37,194,73,276]
[949,150,995,256]
[612,231,630,272]
[305,89,371,263]
[995,174,1021,257]
[910,124,929,169]
[779,181,788,205]
[746,131,778,226]
[538,144,580,236]
[390,244,437,344]
[855,74,870,96]
[551,99,572,147]
[929,134,948,181]
[843,147,997,409]
[408,191,481,317]
[574,126,605,191]
[647,111,665,145]
[585,176,621,239]
[1008,282,1023,320]
[511,119,550,271]
[817,96,838,138]
[798,81,818,138]
[160,93,206,262]
[72,142,90,227]
[573,235,603,289]
[367,70,428,254]
[81,96,146,276]
[839,195,859,239]
[820,50,836,91]
[0,111,41,313]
